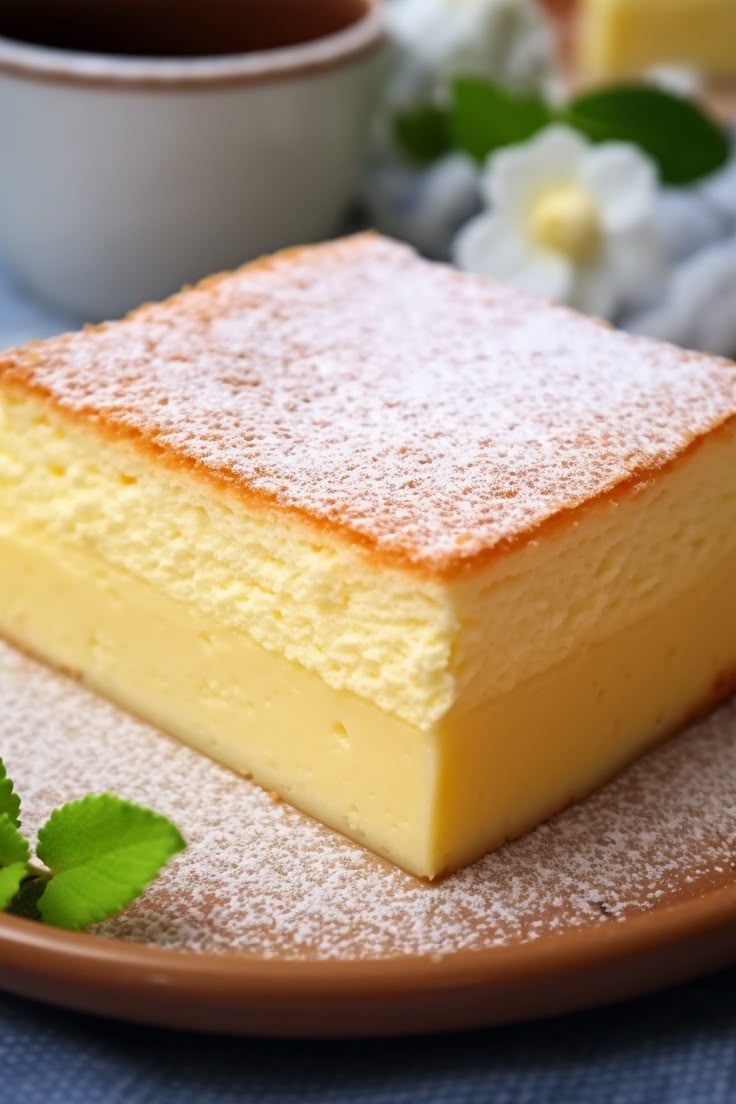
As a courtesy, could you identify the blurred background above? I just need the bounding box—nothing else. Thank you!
[0,0,734,355]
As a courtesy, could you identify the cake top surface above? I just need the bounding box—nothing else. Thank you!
[2,233,734,574]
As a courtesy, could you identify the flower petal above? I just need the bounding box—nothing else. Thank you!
[437,0,556,94]
[513,251,574,302]
[453,213,573,302]
[453,213,531,276]
[581,143,658,233]
[573,222,668,319]
[484,124,590,217]
[384,0,445,49]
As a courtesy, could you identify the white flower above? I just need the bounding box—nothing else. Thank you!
[385,0,557,105]
[453,124,667,318]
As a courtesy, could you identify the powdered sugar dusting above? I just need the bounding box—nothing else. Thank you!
[1,639,735,959]
[2,235,735,572]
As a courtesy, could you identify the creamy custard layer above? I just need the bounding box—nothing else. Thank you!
[1,389,735,877]
[0,530,437,876]
[1,524,734,878]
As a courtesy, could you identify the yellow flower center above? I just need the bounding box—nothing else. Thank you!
[528,185,603,264]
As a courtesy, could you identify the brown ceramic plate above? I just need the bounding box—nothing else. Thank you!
[1,639,736,1038]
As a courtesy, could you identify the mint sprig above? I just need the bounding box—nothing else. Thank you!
[395,77,729,185]
[0,757,185,931]
[0,814,31,866]
[0,864,30,910]
[36,796,185,931]
[0,757,21,827]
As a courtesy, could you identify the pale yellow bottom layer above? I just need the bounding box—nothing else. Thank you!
[1,528,734,878]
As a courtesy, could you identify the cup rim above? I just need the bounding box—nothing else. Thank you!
[0,0,384,90]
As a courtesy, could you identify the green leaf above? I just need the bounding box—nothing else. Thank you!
[36,794,185,931]
[0,757,20,827]
[450,77,553,163]
[0,814,30,866]
[564,85,730,185]
[0,863,30,910]
[394,104,453,165]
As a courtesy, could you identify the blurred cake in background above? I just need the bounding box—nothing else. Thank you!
[576,0,736,79]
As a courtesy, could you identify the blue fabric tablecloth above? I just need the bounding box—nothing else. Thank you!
[2,266,736,1104]
[2,969,736,1104]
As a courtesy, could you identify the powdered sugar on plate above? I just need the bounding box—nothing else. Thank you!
[1,639,734,960]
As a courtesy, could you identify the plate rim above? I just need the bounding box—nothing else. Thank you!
[2,878,736,1035]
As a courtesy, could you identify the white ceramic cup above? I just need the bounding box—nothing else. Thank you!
[0,0,384,320]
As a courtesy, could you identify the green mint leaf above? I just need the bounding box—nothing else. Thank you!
[0,813,30,866]
[0,757,21,827]
[0,863,30,910]
[450,77,553,163]
[564,85,730,185]
[394,105,453,165]
[36,794,185,931]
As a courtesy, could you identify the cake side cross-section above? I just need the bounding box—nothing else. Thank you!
[0,233,734,878]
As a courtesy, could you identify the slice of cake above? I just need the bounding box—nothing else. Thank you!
[578,0,736,79]
[1,234,735,879]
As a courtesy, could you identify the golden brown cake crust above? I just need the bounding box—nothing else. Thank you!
[1,233,735,577]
